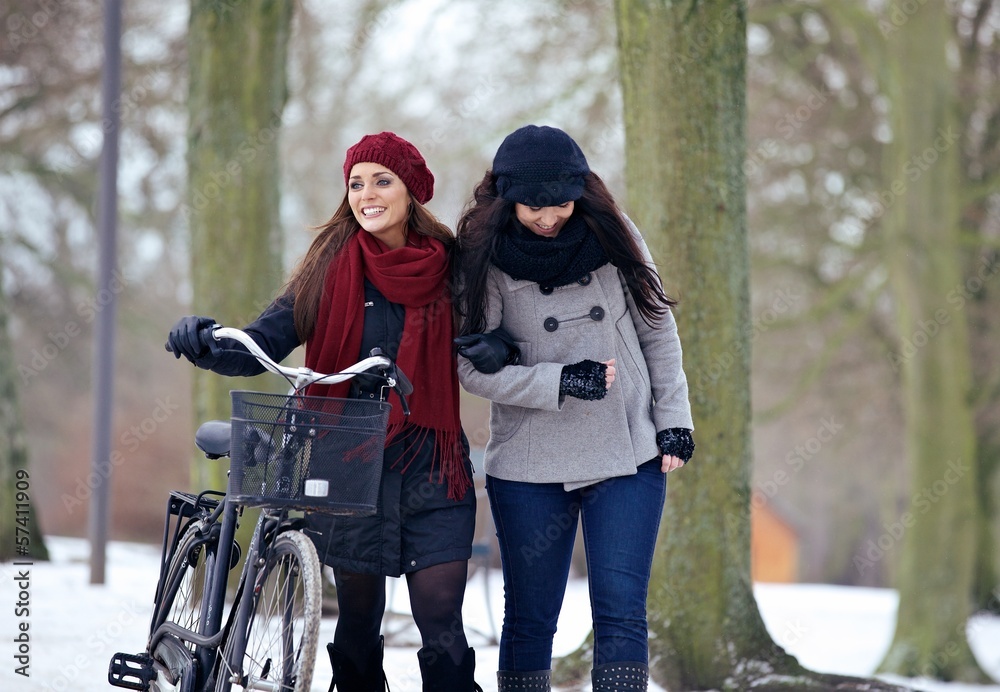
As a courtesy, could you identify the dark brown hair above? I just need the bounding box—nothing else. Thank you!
[454,171,676,335]
[285,193,454,342]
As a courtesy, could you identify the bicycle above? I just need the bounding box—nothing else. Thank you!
[109,326,411,692]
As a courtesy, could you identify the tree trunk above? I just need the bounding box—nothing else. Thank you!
[0,276,48,562]
[876,2,989,681]
[187,0,292,491]
[614,1,790,687]
[613,2,904,689]
[972,433,1000,614]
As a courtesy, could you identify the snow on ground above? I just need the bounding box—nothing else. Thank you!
[1,536,999,691]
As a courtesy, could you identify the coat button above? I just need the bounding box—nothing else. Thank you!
[589,306,605,321]
[578,273,592,286]
[539,285,553,295]
[544,317,559,332]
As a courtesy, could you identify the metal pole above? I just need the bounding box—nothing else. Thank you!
[89,0,122,585]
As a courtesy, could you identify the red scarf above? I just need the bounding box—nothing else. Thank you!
[305,230,469,501]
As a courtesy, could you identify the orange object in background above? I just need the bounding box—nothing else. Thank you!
[751,492,800,583]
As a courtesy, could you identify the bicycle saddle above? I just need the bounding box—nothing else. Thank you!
[196,420,231,459]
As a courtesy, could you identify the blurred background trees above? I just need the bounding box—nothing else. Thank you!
[1,0,190,540]
[0,276,48,561]
[746,0,999,598]
[186,0,292,490]
[1,0,998,682]
[874,0,984,679]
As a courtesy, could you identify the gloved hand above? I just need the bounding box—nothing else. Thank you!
[166,316,217,364]
[454,328,521,374]
[559,359,608,401]
[656,428,695,464]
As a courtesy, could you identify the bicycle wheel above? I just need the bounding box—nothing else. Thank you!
[148,521,219,691]
[153,520,219,644]
[216,530,321,692]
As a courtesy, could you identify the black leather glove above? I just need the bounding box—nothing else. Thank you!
[656,428,695,463]
[166,316,217,364]
[559,359,608,401]
[454,328,521,374]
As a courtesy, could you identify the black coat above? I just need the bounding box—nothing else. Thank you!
[195,283,476,576]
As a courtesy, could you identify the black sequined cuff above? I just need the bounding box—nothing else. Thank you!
[656,428,695,463]
[559,360,608,401]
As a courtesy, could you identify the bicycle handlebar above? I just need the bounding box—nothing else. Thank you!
[211,326,396,392]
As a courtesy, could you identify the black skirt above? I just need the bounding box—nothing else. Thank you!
[303,429,477,577]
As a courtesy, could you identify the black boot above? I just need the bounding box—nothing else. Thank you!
[496,669,551,691]
[327,636,387,692]
[591,661,648,691]
[416,646,483,692]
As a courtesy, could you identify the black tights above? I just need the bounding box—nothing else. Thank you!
[332,560,471,668]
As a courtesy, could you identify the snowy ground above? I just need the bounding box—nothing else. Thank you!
[2,537,999,691]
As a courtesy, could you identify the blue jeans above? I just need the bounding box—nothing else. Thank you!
[486,459,666,671]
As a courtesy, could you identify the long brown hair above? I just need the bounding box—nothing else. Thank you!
[455,171,675,335]
[285,193,455,342]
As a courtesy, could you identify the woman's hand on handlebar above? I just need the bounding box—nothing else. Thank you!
[166,316,218,363]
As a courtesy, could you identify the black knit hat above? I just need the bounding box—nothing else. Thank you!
[492,125,590,206]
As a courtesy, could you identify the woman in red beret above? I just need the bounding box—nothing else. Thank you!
[167,132,483,691]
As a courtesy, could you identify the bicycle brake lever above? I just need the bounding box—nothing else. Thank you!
[396,390,410,417]
[368,349,413,413]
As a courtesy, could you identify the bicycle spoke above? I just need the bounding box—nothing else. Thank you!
[244,557,304,687]
[156,526,215,651]
[223,533,319,692]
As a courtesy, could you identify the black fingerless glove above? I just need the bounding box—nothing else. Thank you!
[656,428,695,463]
[454,327,521,374]
[559,359,608,401]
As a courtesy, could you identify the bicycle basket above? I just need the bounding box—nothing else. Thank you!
[229,391,390,515]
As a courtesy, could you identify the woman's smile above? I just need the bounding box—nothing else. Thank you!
[514,201,575,238]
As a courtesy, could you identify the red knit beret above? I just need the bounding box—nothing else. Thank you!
[343,131,435,205]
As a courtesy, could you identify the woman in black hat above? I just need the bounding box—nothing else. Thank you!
[454,125,695,692]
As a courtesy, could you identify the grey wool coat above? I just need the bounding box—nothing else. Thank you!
[458,223,693,490]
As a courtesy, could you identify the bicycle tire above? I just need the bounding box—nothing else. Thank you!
[150,520,219,689]
[215,530,321,692]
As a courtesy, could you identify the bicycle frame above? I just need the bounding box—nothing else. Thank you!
[193,498,239,686]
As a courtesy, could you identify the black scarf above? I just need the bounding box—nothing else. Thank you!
[492,215,609,287]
